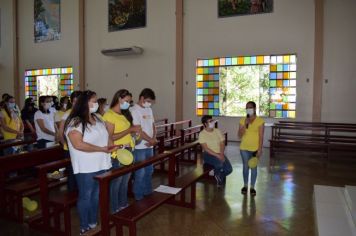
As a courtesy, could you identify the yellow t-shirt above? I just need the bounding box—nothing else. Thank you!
[198,128,224,153]
[0,110,21,140]
[103,109,134,148]
[55,110,65,123]
[239,116,264,151]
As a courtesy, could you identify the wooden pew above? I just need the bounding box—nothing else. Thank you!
[0,137,36,154]
[0,145,64,222]
[95,141,212,236]
[270,122,356,161]
[30,158,76,236]
[155,119,192,149]
[270,124,329,159]
[327,127,356,159]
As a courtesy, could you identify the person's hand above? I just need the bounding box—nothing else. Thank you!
[103,145,121,153]
[130,125,141,133]
[145,138,158,147]
[256,149,262,158]
[217,153,225,162]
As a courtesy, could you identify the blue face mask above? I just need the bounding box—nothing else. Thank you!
[120,101,130,110]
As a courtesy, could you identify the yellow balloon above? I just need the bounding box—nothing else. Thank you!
[248,157,259,169]
[22,197,38,211]
[116,149,134,166]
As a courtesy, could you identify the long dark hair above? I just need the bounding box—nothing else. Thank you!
[110,89,133,125]
[64,90,101,135]
[38,96,50,114]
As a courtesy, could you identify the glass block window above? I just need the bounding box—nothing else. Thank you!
[196,54,297,118]
[25,67,74,103]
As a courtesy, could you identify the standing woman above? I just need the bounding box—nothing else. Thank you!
[103,89,141,213]
[238,101,264,196]
[34,96,56,149]
[64,90,116,235]
[0,96,24,155]
[21,97,37,135]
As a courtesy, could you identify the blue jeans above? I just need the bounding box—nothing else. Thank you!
[64,151,77,192]
[133,148,154,200]
[75,170,106,231]
[240,150,258,187]
[110,159,131,213]
[203,152,233,179]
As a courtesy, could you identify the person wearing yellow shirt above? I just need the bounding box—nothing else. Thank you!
[0,96,24,155]
[103,89,141,213]
[198,115,232,187]
[238,101,265,196]
[54,96,69,129]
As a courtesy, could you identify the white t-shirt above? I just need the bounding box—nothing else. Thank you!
[130,104,155,149]
[34,110,56,141]
[65,118,112,174]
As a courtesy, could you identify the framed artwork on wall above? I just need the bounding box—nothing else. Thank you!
[108,0,146,32]
[34,0,61,43]
[218,0,273,17]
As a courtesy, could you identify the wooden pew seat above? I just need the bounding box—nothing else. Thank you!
[111,163,213,236]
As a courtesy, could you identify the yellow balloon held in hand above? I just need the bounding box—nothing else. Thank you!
[116,149,134,166]
[248,157,259,169]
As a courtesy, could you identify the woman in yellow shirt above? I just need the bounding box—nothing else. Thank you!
[0,96,24,155]
[238,101,264,196]
[103,89,141,213]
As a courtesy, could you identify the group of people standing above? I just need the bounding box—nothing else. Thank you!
[0,88,157,235]
[1,91,264,234]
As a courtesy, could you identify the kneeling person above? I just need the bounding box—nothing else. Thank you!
[198,115,232,186]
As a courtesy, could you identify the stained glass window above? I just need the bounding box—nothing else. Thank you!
[25,67,74,103]
[196,54,297,118]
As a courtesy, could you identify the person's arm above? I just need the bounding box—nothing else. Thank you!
[36,119,56,136]
[201,143,224,161]
[68,129,114,153]
[25,120,36,133]
[0,117,21,135]
[257,123,265,158]
[238,121,246,139]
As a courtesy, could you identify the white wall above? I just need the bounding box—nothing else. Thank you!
[85,0,176,122]
[183,0,315,140]
[322,0,356,123]
[0,0,14,96]
[17,0,80,105]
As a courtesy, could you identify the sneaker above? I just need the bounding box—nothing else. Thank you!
[250,188,256,196]
[88,223,97,229]
[214,174,223,187]
[241,186,248,195]
[79,228,90,235]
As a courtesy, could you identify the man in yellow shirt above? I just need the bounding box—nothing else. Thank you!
[238,101,265,196]
[198,115,232,187]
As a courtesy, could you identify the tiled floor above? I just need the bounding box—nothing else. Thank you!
[2,142,356,235]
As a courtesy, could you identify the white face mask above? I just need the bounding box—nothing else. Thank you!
[90,102,99,113]
[246,108,254,116]
[104,105,110,112]
[208,120,217,129]
[143,102,151,108]
[63,103,67,109]
[44,103,51,110]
